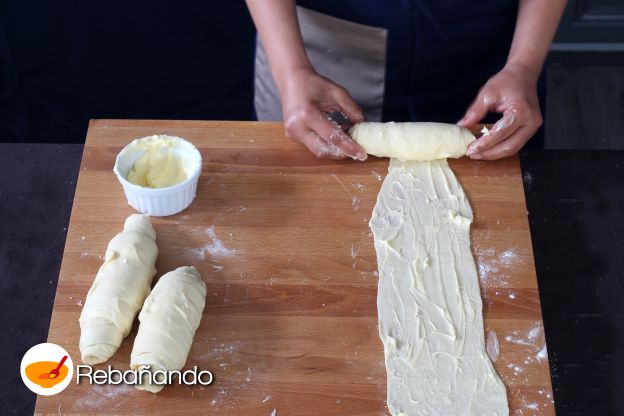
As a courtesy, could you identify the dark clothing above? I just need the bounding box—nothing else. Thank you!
[298,0,519,124]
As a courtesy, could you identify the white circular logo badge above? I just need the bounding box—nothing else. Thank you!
[20,343,73,396]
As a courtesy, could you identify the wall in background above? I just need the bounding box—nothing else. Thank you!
[546,0,624,149]
[546,66,624,150]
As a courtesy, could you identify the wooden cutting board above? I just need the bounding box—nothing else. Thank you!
[36,120,554,415]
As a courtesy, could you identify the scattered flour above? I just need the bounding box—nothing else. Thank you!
[504,324,542,347]
[477,248,519,288]
[330,173,361,211]
[525,402,539,410]
[351,244,359,269]
[352,182,365,191]
[499,249,518,266]
[536,344,548,361]
[73,384,134,411]
[195,227,238,260]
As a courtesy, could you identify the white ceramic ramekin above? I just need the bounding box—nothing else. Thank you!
[113,135,202,216]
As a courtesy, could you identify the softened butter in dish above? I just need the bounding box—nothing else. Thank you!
[126,136,187,188]
[113,135,202,216]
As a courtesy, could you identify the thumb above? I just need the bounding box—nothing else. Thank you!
[458,89,497,128]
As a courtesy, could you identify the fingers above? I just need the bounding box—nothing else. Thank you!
[460,65,544,160]
[285,109,348,159]
[281,75,367,160]
[310,118,367,161]
[285,120,347,159]
[466,108,520,157]
[331,87,365,123]
[472,126,533,160]
[304,131,348,160]
[468,104,542,159]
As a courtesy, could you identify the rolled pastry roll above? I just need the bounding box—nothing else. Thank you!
[350,122,475,161]
[130,266,207,393]
[79,214,158,365]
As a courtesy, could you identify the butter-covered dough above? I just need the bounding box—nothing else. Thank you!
[79,214,158,365]
[131,266,206,393]
[350,122,475,161]
[370,159,508,415]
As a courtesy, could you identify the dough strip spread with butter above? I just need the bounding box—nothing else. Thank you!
[359,122,508,415]
[79,214,158,365]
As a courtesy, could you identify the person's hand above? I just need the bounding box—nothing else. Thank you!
[279,68,368,160]
[458,63,543,160]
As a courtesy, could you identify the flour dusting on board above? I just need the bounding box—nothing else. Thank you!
[73,384,135,411]
[536,344,548,362]
[474,243,552,411]
[329,173,365,212]
[196,338,257,411]
[195,226,238,259]
[352,182,365,191]
[505,323,542,347]
[500,323,551,402]
[351,244,359,269]
[477,248,519,288]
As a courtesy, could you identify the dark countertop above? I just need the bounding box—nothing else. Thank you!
[521,151,624,416]
[1,144,622,416]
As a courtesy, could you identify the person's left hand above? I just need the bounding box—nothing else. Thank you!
[458,63,542,160]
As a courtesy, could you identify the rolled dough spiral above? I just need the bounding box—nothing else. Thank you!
[79,214,158,365]
[130,266,207,393]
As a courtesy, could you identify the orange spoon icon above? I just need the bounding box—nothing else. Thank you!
[38,355,68,379]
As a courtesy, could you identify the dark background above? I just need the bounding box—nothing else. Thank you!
[0,1,257,142]
[0,1,623,415]
[1,0,623,148]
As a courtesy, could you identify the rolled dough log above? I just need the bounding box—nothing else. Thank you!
[350,122,475,161]
[79,214,158,365]
[130,266,207,393]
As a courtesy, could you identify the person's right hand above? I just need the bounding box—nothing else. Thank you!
[279,68,368,160]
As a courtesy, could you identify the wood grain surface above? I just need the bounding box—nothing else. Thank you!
[35,120,554,415]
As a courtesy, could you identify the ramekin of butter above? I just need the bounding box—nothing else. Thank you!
[113,135,202,216]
